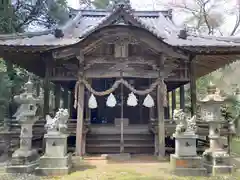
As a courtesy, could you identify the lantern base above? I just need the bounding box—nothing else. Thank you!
[202,150,233,175]
[6,149,39,173]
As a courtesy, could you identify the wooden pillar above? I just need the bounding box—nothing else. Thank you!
[70,91,74,119]
[172,89,176,115]
[43,61,50,117]
[166,92,170,119]
[76,80,85,156]
[164,91,170,119]
[6,60,14,118]
[76,51,85,157]
[85,79,91,123]
[189,55,197,116]
[54,83,61,111]
[157,54,165,157]
[180,85,185,110]
[63,87,69,109]
[36,80,41,97]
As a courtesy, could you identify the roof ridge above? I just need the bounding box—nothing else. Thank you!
[61,11,83,33]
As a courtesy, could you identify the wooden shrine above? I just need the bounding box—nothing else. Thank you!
[1,0,240,157]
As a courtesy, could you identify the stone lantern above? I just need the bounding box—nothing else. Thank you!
[199,82,233,175]
[7,77,43,173]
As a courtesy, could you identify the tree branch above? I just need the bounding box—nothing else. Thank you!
[230,0,240,36]
[14,0,45,32]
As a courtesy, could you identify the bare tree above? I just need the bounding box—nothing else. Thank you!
[161,0,240,36]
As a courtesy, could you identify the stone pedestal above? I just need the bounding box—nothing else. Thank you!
[170,154,207,176]
[170,133,207,176]
[36,132,72,176]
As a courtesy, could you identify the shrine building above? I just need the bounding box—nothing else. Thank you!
[1,0,240,157]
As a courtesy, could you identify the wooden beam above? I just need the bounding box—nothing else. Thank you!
[127,27,188,60]
[84,56,158,70]
[189,55,197,116]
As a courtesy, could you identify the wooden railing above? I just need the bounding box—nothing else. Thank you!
[0,118,231,154]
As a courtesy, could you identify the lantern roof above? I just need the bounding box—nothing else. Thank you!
[199,82,226,103]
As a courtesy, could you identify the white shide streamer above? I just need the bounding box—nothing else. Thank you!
[127,92,138,107]
[88,94,97,109]
[106,93,117,107]
[143,94,155,108]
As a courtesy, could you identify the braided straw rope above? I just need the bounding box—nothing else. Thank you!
[74,78,167,109]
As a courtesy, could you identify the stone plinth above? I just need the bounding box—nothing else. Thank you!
[36,132,72,176]
[170,133,207,176]
[7,149,39,173]
[170,154,207,176]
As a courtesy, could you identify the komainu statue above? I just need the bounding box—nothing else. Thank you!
[173,109,197,135]
[45,108,69,134]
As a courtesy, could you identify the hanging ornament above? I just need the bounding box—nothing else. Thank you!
[88,94,97,109]
[127,92,138,107]
[106,93,117,107]
[143,94,155,108]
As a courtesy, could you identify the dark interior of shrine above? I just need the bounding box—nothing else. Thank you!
[71,78,152,125]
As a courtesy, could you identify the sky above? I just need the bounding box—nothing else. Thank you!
[66,0,239,36]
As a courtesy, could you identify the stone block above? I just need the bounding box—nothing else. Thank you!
[175,135,197,157]
[36,152,72,176]
[172,168,207,176]
[6,149,39,173]
[170,154,202,169]
[202,151,233,175]
[38,156,71,169]
[106,153,131,161]
[10,149,39,166]
[44,134,67,157]
[170,154,207,176]
[203,164,233,175]
[6,162,38,173]
[36,167,70,176]
[114,118,129,126]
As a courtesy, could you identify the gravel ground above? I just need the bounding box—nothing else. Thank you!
[0,174,43,180]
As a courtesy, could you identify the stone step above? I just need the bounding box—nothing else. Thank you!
[87,134,153,141]
[86,147,154,154]
[87,140,154,145]
[86,143,154,148]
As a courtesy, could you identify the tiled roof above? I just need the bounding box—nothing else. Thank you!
[0,7,240,48]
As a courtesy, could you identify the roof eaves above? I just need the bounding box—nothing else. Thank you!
[0,30,52,40]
